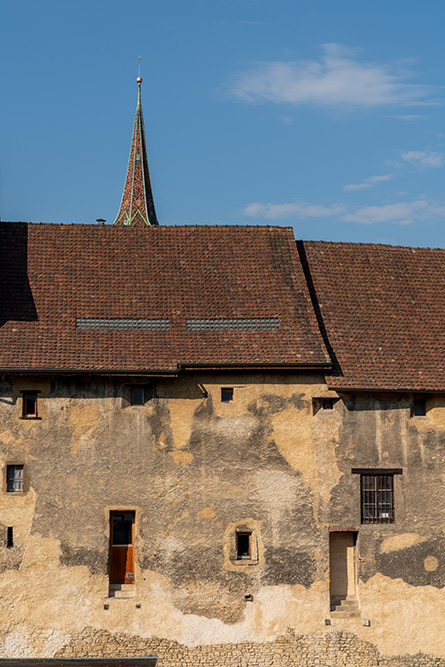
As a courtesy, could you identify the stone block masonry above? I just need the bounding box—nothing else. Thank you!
[55,628,445,667]
[0,661,156,667]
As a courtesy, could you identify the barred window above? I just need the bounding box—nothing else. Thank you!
[361,473,394,524]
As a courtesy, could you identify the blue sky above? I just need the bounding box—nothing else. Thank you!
[2,0,445,246]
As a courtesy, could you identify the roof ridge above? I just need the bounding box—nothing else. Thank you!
[301,239,445,252]
[2,222,295,232]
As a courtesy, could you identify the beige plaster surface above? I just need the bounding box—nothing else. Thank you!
[0,374,444,661]
[380,533,427,553]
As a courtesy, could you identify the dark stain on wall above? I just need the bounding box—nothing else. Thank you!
[247,392,307,416]
[59,542,107,575]
[147,546,251,623]
[368,537,445,588]
[262,547,316,587]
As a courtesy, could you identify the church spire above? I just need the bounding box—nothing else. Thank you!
[114,75,159,226]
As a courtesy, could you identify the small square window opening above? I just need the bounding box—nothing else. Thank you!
[236,532,251,559]
[412,398,426,417]
[313,397,338,415]
[221,388,233,403]
[361,474,394,524]
[131,387,145,406]
[7,465,23,493]
[22,391,38,418]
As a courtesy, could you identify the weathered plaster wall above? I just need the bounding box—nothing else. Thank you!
[0,373,444,663]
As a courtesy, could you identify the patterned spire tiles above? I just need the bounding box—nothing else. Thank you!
[114,78,159,226]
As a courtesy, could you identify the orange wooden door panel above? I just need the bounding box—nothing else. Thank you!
[109,511,135,584]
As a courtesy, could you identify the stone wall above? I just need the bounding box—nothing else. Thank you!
[55,628,444,667]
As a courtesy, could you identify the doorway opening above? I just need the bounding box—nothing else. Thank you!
[109,510,136,598]
[329,531,359,615]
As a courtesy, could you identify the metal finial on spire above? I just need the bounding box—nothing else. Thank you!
[136,55,142,85]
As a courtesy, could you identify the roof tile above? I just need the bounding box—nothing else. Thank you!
[0,223,329,372]
[302,240,445,391]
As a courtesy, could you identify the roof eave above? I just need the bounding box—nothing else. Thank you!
[0,361,331,376]
[328,383,445,394]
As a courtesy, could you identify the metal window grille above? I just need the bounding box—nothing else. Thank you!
[186,318,280,331]
[7,465,23,492]
[361,474,394,524]
[76,318,170,331]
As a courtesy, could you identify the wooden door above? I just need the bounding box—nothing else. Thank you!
[109,511,135,584]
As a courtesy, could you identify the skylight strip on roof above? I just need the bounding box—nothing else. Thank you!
[76,318,170,331]
[186,318,280,331]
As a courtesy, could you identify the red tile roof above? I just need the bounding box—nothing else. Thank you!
[301,240,445,391]
[0,223,329,373]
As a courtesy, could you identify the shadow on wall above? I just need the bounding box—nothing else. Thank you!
[0,222,37,327]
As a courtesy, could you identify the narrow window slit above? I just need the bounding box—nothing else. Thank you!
[22,391,38,418]
[236,532,251,559]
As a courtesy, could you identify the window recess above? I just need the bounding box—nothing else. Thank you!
[352,469,402,524]
[236,532,251,560]
[20,390,40,418]
[412,398,427,417]
[131,386,145,406]
[229,526,259,565]
[313,395,339,414]
[221,387,234,403]
[6,465,23,492]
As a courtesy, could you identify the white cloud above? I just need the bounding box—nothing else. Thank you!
[343,182,373,191]
[392,114,428,121]
[343,174,394,191]
[401,150,444,169]
[243,201,345,220]
[243,198,445,226]
[342,201,428,225]
[229,44,433,108]
[368,174,394,184]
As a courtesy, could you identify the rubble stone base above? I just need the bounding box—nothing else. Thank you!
[54,628,445,666]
